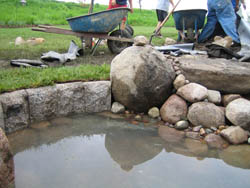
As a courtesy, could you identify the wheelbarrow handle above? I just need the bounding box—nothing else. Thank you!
[155,0,182,35]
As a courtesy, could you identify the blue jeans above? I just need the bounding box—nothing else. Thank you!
[198,0,240,43]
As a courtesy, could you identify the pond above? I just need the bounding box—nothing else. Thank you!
[7,113,250,188]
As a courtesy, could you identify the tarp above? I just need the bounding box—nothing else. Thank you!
[237,7,250,57]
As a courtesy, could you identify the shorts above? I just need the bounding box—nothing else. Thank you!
[108,0,127,21]
[156,9,168,22]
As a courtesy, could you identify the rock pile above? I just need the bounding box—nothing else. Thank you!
[111,47,250,146]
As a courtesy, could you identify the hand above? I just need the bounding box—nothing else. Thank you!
[111,0,116,5]
[130,8,133,13]
[235,5,239,12]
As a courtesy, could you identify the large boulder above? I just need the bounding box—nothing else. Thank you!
[225,98,250,130]
[111,46,176,112]
[187,102,225,128]
[160,94,187,124]
[179,57,250,94]
[0,90,29,133]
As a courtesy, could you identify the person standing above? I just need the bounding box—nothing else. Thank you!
[154,0,174,37]
[198,0,240,44]
[108,0,133,30]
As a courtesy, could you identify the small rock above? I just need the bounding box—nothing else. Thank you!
[165,122,170,126]
[205,128,213,134]
[207,90,221,104]
[220,126,248,144]
[173,74,186,90]
[176,70,182,75]
[216,130,221,135]
[186,131,200,140]
[169,124,175,128]
[185,80,190,84]
[210,126,217,132]
[15,36,26,45]
[225,98,250,130]
[165,37,176,45]
[177,83,208,103]
[133,35,148,46]
[175,120,189,130]
[125,110,130,114]
[148,107,160,119]
[222,94,241,107]
[193,125,202,132]
[200,128,206,136]
[219,125,226,130]
[135,115,142,121]
[111,102,125,114]
[213,36,233,48]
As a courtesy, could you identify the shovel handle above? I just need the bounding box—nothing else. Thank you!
[155,0,182,34]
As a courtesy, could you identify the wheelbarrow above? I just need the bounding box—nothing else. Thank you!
[173,9,207,42]
[32,7,134,55]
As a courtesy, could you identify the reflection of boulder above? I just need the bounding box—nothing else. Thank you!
[105,129,163,171]
[219,145,250,169]
[158,126,185,143]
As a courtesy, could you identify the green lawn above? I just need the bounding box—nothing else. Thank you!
[0,0,175,27]
[0,26,178,60]
[0,0,179,94]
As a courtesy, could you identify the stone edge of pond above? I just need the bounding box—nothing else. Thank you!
[0,81,111,134]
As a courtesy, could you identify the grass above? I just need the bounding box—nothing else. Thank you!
[0,26,178,60]
[0,64,110,93]
[0,0,175,27]
[0,0,179,93]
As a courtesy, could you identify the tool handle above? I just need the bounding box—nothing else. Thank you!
[155,0,182,34]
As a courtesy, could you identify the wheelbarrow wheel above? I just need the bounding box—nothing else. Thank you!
[107,29,132,54]
[125,24,134,36]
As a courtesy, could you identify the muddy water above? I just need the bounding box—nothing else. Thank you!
[7,114,250,188]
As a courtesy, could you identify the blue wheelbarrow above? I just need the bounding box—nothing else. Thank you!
[173,9,207,42]
[33,8,134,54]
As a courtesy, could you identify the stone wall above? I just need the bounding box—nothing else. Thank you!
[0,81,111,134]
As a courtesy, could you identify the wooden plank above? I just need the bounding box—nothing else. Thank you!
[32,27,134,42]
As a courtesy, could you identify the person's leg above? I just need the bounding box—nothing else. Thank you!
[198,10,218,43]
[216,0,240,43]
[155,9,167,35]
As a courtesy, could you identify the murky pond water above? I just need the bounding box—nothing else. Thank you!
[7,114,250,188]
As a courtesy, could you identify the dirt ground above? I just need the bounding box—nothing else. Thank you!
[0,49,116,69]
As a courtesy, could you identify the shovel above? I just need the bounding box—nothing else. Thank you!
[149,0,182,45]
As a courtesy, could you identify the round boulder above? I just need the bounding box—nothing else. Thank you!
[111,46,176,112]
[187,102,225,128]
[160,94,187,124]
[225,98,250,130]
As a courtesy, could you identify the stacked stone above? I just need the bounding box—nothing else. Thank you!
[157,59,250,146]
[110,43,250,146]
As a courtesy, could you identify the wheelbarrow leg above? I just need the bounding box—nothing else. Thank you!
[80,37,86,49]
[91,39,103,56]
[194,18,199,42]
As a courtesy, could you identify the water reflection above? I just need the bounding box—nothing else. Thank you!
[7,114,250,188]
[105,129,163,171]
